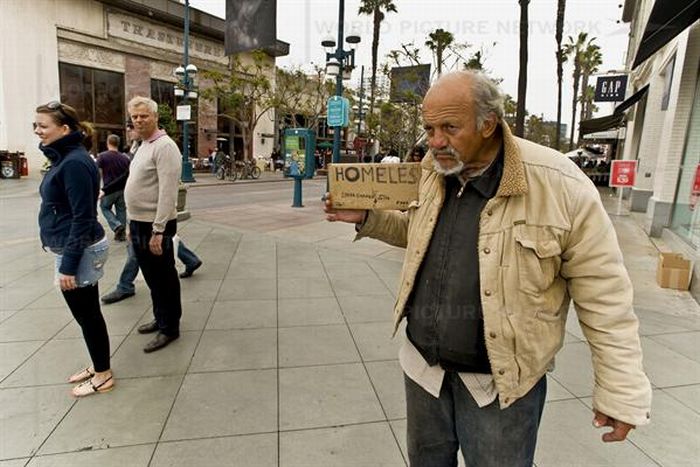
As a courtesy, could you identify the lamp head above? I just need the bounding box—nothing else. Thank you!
[175,66,185,78]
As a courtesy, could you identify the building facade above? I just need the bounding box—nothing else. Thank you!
[0,0,287,171]
[620,0,699,296]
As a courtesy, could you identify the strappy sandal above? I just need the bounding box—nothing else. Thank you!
[72,376,114,398]
[68,367,94,384]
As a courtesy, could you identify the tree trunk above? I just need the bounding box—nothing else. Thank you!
[369,7,381,116]
[579,72,590,140]
[515,0,529,137]
[437,47,443,76]
[555,0,566,150]
[569,66,580,151]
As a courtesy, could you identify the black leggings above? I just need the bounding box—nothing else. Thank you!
[61,284,111,373]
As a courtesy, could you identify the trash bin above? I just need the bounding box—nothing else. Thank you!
[0,151,20,179]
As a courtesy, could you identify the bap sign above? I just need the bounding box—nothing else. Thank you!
[328,163,421,210]
[610,160,637,187]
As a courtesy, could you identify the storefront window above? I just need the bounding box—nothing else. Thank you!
[59,63,124,153]
[670,79,700,248]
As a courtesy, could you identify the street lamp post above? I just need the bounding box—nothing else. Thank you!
[322,0,360,164]
[174,0,197,183]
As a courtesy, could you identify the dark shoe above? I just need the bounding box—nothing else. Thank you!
[101,290,135,304]
[143,332,179,353]
[179,260,203,278]
[137,320,159,334]
[114,225,126,242]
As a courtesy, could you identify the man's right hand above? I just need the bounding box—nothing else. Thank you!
[323,193,366,224]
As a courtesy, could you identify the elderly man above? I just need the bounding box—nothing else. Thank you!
[325,71,651,466]
[124,96,183,353]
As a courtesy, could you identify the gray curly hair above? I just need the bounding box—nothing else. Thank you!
[436,70,505,130]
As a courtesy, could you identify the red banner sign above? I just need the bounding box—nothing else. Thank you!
[609,160,637,187]
[693,164,700,194]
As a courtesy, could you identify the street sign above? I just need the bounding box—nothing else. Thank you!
[176,105,191,121]
[610,160,637,187]
[594,75,628,102]
[327,96,349,127]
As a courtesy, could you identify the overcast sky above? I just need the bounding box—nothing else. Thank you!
[188,0,631,124]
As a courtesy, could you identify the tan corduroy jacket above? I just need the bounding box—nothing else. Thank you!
[357,123,651,426]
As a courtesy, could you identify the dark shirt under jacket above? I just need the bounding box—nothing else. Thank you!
[406,146,504,373]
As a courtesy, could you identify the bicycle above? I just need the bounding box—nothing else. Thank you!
[215,156,238,181]
[235,159,261,180]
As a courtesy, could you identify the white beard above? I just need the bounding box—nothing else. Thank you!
[432,157,465,176]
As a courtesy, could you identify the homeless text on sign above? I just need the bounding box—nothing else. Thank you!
[328,163,421,210]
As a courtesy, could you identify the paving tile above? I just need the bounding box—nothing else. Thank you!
[330,274,394,297]
[0,310,19,324]
[206,299,277,330]
[279,363,385,430]
[1,336,129,388]
[190,328,277,372]
[178,300,213,331]
[0,459,29,467]
[278,297,343,327]
[0,307,71,342]
[366,360,406,420]
[278,277,334,299]
[110,332,199,378]
[277,263,326,279]
[549,342,594,397]
[180,279,222,303]
[388,419,408,461]
[640,337,700,388]
[350,322,402,361]
[337,294,396,323]
[534,399,656,466]
[226,261,277,279]
[662,384,700,414]
[279,325,360,367]
[280,422,405,467]
[218,278,277,301]
[323,261,377,279]
[162,370,277,440]
[0,385,75,459]
[151,434,277,467]
[27,444,154,467]
[634,306,700,336]
[545,375,575,402]
[0,284,54,311]
[38,376,182,455]
[0,340,43,381]
[648,331,700,363]
[22,288,69,310]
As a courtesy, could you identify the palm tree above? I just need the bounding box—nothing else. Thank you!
[425,28,455,76]
[578,42,602,133]
[515,0,530,137]
[358,0,397,116]
[555,0,566,150]
[563,32,590,150]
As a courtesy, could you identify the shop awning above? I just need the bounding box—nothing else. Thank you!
[632,0,700,69]
[579,85,649,136]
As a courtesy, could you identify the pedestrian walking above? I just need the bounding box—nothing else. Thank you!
[97,134,130,241]
[35,101,114,397]
[124,96,183,353]
[325,70,651,466]
[101,238,203,304]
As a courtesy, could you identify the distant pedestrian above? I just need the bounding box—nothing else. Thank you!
[101,238,203,304]
[407,146,426,162]
[125,96,183,353]
[35,101,114,398]
[97,134,130,241]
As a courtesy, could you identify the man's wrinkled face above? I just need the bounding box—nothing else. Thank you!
[422,77,491,175]
[129,105,158,139]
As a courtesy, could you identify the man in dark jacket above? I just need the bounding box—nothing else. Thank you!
[97,134,130,241]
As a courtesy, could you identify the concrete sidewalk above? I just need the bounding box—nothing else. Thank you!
[0,178,699,466]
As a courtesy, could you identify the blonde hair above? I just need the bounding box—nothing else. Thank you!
[127,96,158,115]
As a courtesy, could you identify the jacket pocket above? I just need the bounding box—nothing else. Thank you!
[514,234,562,296]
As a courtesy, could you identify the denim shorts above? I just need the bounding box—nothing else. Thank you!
[54,236,109,287]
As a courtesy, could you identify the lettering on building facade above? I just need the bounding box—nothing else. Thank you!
[108,12,228,66]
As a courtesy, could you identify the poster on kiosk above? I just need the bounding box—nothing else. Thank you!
[283,129,316,179]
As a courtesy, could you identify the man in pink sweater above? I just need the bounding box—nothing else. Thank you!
[124,96,182,353]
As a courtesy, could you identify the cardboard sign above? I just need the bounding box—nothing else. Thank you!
[328,163,421,210]
[609,160,637,187]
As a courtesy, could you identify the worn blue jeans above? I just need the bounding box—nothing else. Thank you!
[405,372,547,467]
[100,190,126,232]
[115,238,200,294]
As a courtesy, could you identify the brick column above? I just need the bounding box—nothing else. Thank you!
[197,77,218,157]
[125,55,151,103]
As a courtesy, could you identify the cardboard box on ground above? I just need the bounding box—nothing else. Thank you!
[328,163,421,210]
[656,253,692,290]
